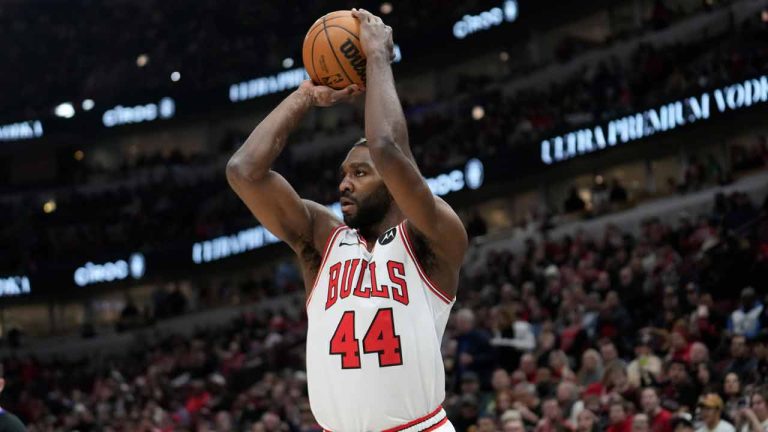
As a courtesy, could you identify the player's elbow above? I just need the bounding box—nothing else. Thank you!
[225,157,247,183]
[225,155,267,184]
[366,135,400,157]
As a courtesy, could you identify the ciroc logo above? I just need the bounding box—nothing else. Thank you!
[102,97,175,128]
[426,158,485,196]
[453,0,518,40]
[74,253,146,287]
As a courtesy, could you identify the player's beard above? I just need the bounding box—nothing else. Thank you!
[343,183,393,229]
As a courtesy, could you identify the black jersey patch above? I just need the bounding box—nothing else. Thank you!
[378,226,397,246]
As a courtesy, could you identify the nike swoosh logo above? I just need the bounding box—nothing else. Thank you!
[339,242,359,247]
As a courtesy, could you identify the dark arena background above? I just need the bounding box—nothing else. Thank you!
[1,0,768,431]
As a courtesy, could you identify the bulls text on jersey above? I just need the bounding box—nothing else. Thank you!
[325,259,409,309]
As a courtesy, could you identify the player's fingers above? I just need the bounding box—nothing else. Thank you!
[357,9,382,25]
[348,86,365,99]
[345,84,364,98]
[298,80,315,90]
[351,86,364,97]
[357,8,374,22]
[351,9,368,23]
[330,86,353,103]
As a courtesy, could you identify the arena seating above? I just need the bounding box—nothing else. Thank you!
[1,183,765,430]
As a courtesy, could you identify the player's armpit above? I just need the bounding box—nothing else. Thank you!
[225,167,340,255]
[368,138,468,270]
[303,199,345,256]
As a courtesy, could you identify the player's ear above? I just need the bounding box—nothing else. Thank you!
[0,378,5,394]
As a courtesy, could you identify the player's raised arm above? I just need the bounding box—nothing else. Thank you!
[352,9,468,273]
[226,81,362,254]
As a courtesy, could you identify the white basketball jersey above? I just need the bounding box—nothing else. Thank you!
[306,221,455,432]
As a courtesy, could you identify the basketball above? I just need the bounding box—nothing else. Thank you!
[302,10,366,90]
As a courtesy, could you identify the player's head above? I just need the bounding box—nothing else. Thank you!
[338,138,394,229]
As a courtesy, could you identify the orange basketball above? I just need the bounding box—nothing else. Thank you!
[302,10,366,90]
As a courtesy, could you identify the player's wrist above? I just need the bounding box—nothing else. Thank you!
[293,86,316,108]
[366,48,392,64]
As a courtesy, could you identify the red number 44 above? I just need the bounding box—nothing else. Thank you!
[329,308,403,368]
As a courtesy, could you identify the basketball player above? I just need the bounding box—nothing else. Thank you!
[226,8,466,432]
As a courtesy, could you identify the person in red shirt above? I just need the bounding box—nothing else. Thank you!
[535,398,576,432]
[517,353,538,383]
[606,400,633,432]
[640,387,672,432]
[668,329,692,364]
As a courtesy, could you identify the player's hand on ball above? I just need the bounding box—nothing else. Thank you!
[298,80,363,107]
[351,8,395,62]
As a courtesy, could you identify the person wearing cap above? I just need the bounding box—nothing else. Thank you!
[0,372,26,432]
[697,393,735,432]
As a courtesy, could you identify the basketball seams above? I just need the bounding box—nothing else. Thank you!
[309,27,325,87]
[306,13,352,38]
[323,25,360,41]
[325,25,365,85]
[322,15,355,87]
[303,11,363,88]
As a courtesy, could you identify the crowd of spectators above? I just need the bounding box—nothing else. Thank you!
[2,2,767,430]
[2,9,768,275]
[444,190,767,431]
[0,187,765,431]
